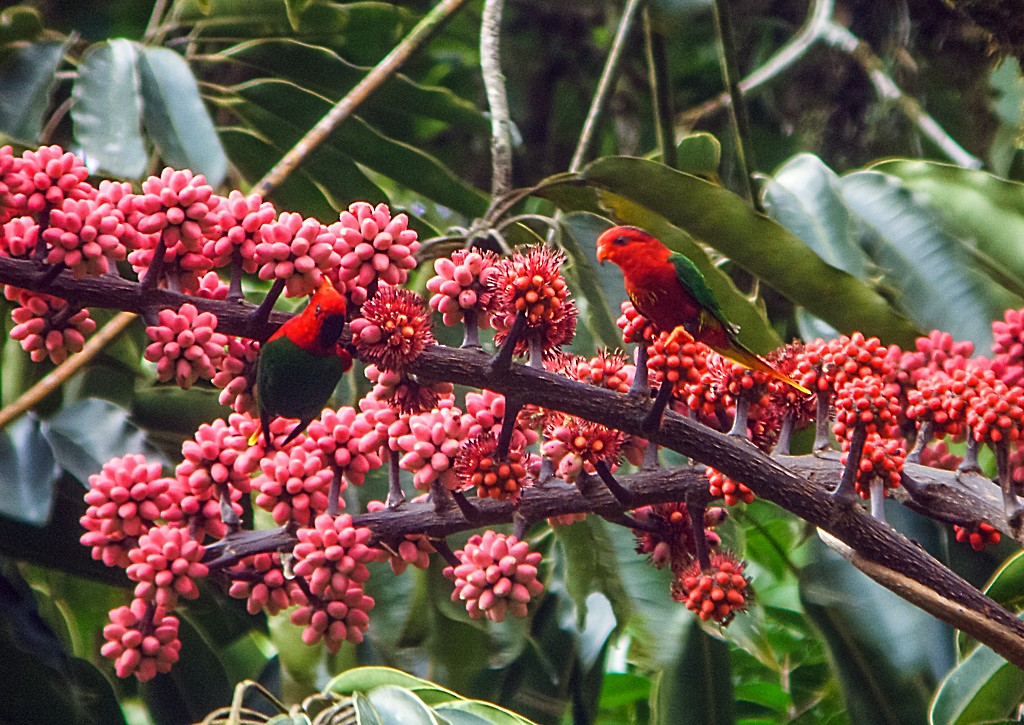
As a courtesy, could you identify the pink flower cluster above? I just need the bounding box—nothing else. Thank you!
[443,531,544,622]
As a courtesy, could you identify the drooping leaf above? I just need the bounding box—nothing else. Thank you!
[761,153,870,279]
[138,46,227,185]
[219,38,487,132]
[0,414,60,525]
[838,170,1018,351]
[929,641,1024,725]
[872,159,1024,299]
[649,620,735,725]
[0,39,66,141]
[71,39,148,178]
[228,79,488,217]
[41,398,166,486]
[539,157,921,347]
[675,131,721,177]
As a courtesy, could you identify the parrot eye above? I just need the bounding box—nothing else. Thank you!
[613,236,629,247]
[315,304,322,316]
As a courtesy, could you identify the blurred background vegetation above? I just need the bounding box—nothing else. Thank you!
[3,0,1024,723]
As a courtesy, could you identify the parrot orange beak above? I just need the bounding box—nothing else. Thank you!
[596,230,612,264]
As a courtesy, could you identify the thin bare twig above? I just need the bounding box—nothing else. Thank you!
[481,0,513,200]
[252,0,472,198]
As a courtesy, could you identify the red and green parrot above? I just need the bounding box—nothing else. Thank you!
[255,276,352,448]
[596,225,809,394]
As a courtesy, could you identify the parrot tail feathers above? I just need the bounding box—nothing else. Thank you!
[714,344,812,395]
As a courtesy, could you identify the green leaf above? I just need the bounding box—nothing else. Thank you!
[761,154,870,279]
[0,39,66,142]
[837,171,1018,351]
[553,518,632,629]
[228,79,488,217]
[675,131,721,177]
[541,156,921,347]
[366,686,441,725]
[218,126,339,220]
[435,699,539,725]
[328,666,459,696]
[284,0,314,31]
[0,414,59,525]
[650,620,735,725]
[873,160,1024,300]
[929,642,1024,725]
[72,39,148,178]
[800,552,948,725]
[219,38,487,132]
[138,46,227,185]
[956,551,1024,656]
[41,398,166,486]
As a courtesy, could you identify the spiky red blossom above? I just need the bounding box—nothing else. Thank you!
[443,531,544,623]
[144,303,227,389]
[820,333,896,390]
[367,500,435,574]
[213,336,260,413]
[80,454,177,568]
[290,513,381,651]
[427,247,500,326]
[616,299,655,345]
[832,374,901,440]
[2,145,92,214]
[0,216,38,257]
[954,522,1001,551]
[175,416,261,499]
[842,432,904,499]
[8,288,96,364]
[42,198,128,278]
[555,348,635,393]
[331,201,420,304]
[491,246,577,355]
[227,553,298,616]
[706,466,755,506]
[645,333,707,394]
[765,342,817,417]
[255,212,340,298]
[205,190,275,271]
[302,406,384,487]
[633,503,724,572]
[351,286,434,371]
[965,371,1024,445]
[395,401,472,491]
[101,599,180,682]
[126,525,208,608]
[363,363,452,415]
[541,415,624,483]
[455,432,531,501]
[672,551,752,625]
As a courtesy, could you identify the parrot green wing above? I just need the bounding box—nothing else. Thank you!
[667,252,739,334]
[256,335,346,423]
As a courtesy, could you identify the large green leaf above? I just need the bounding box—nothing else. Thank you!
[800,551,949,725]
[540,156,921,347]
[929,641,1024,725]
[0,414,60,525]
[71,39,148,178]
[228,79,488,217]
[41,398,166,487]
[138,46,227,185]
[219,38,487,132]
[955,550,1024,657]
[0,39,66,142]
[552,518,632,629]
[873,159,1024,298]
[366,686,441,725]
[649,620,735,725]
[838,171,1018,351]
[761,154,870,279]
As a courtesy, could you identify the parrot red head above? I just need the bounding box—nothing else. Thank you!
[271,275,348,354]
[596,226,671,268]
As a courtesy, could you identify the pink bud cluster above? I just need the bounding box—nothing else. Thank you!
[7,287,96,364]
[253,444,334,525]
[395,401,473,491]
[289,513,381,651]
[332,201,419,304]
[443,531,544,622]
[227,553,297,616]
[1,144,92,214]
[427,248,499,327]
[42,198,128,278]
[213,336,260,413]
[205,190,275,272]
[255,212,339,298]
[101,600,181,682]
[144,303,227,389]
[126,524,208,608]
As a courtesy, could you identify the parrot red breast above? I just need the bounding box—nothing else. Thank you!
[596,225,809,394]
[255,276,352,448]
